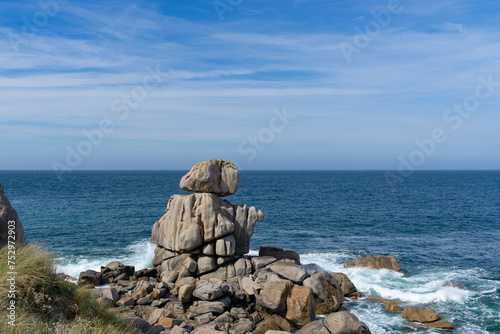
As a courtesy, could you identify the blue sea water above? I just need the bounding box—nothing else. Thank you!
[1,170,499,333]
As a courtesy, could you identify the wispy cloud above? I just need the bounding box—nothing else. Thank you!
[1,0,500,170]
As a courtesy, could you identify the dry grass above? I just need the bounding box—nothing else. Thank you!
[0,244,132,334]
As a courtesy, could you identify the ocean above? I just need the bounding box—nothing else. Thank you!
[1,170,498,333]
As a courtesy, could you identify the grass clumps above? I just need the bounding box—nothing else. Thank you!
[0,244,132,334]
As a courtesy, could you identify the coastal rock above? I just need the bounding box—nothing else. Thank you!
[216,235,236,257]
[259,247,300,265]
[229,318,255,333]
[198,256,218,275]
[151,193,263,256]
[402,307,439,322]
[285,285,315,328]
[366,296,403,312]
[0,184,27,247]
[258,280,293,316]
[253,314,291,334]
[344,255,404,274]
[180,159,239,197]
[402,307,453,330]
[303,271,344,315]
[193,280,230,301]
[233,204,264,254]
[331,273,358,297]
[268,261,308,284]
[252,256,277,270]
[78,269,102,286]
[296,311,371,334]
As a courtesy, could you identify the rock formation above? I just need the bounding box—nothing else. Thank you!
[151,160,263,277]
[0,183,27,247]
[78,160,373,333]
[344,255,404,274]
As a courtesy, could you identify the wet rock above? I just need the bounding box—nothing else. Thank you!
[344,255,404,274]
[303,271,344,315]
[78,270,102,286]
[402,307,439,323]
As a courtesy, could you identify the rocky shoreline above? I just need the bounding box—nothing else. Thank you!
[0,159,454,333]
[73,160,453,334]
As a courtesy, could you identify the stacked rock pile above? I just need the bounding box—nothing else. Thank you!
[76,159,452,333]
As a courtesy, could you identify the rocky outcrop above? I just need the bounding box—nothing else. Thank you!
[152,160,263,280]
[366,296,403,312]
[402,307,453,330]
[180,159,238,197]
[296,311,371,334]
[0,183,27,247]
[76,160,373,334]
[344,255,404,274]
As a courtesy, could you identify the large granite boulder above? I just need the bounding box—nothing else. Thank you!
[151,193,263,254]
[285,285,316,328]
[402,307,453,330]
[0,184,27,247]
[180,159,238,197]
[303,271,344,315]
[344,255,404,274]
[296,311,371,334]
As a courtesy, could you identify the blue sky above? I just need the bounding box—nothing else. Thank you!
[0,0,499,170]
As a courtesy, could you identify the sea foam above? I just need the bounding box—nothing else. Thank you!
[56,239,156,278]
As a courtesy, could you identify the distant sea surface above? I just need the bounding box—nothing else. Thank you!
[1,170,499,333]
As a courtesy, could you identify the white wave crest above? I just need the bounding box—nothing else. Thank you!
[56,239,156,278]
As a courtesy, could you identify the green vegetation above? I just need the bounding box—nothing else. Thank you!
[0,244,132,333]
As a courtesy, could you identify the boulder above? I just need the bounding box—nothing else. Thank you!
[366,296,403,312]
[402,307,439,323]
[254,315,291,334]
[193,280,230,301]
[216,235,236,257]
[190,297,232,315]
[258,280,293,316]
[102,286,120,303]
[233,258,253,277]
[344,255,404,274]
[331,273,357,297]
[157,317,183,328]
[78,270,102,286]
[268,261,308,284]
[296,311,371,334]
[303,271,344,315]
[240,276,260,296]
[259,247,300,265]
[116,295,135,307]
[180,159,239,197]
[198,256,218,275]
[178,284,196,303]
[0,184,27,247]
[233,204,264,254]
[285,285,315,328]
[229,318,255,333]
[402,307,453,330]
[252,256,277,270]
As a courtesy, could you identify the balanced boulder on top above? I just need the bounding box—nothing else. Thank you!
[180,159,239,197]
